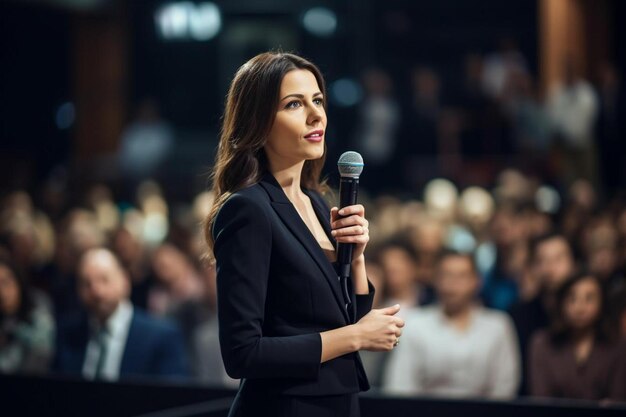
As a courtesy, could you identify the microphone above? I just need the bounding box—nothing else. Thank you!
[336,151,364,307]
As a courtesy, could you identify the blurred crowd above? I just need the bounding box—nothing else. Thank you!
[1,40,625,405]
[352,39,625,198]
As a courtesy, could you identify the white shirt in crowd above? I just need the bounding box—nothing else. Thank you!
[547,80,599,148]
[82,300,133,381]
[382,305,520,399]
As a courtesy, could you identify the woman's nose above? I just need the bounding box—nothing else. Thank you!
[307,103,323,125]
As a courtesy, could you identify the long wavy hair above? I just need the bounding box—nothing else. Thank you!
[204,52,328,254]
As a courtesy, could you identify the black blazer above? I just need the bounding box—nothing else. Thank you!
[212,172,375,396]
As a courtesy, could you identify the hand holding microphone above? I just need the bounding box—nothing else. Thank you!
[331,151,403,350]
[332,151,369,274]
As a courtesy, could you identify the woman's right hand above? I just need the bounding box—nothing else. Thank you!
[354,304,404,351]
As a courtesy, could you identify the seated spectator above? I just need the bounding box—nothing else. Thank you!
[378,236,433,311]
[148,243,203,317]
[53,248,189,381]
[0,259,54,374]
[509,231,576,394]
[383,250,520,399]
[529,272,626,401]
[174,259,237,387]
[111,227,155,310]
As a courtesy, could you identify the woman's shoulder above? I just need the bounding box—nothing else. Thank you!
[222,183,271,210]
[213,184,271,232]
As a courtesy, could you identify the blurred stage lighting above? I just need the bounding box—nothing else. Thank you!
[55,102,75,130]
[302,7,337,38]
[330,78,363,107]
[156,2,222,41]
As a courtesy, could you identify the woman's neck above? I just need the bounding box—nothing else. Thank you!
[571,329,595,364]
[269,159,305,202]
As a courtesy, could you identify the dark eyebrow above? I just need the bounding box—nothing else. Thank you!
[280,92,323,101]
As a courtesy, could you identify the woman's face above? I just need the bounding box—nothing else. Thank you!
[563,277,602,332]
[264,69,326,167]
[0,266,21,315]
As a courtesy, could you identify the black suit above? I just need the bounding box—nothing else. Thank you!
[53,308,189,380]
[212,172,375,416]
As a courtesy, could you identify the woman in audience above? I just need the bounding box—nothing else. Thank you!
[529,272,626,401]
[0,259,54,374]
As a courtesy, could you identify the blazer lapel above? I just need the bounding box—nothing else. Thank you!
[259,172,350,324]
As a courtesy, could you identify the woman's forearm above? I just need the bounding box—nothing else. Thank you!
[319,324,361,363]
[351,255,369,295]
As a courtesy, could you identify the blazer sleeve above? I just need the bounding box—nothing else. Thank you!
[212,193,322,380]
[353,279,375,322]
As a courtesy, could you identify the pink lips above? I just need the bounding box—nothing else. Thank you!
[304,129,324,142]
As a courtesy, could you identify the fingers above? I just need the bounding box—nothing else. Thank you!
[378,303,400,316]
[331,214,368,229]
[332,224,366,237]
[338,204,364,217]
[330,207,339,222]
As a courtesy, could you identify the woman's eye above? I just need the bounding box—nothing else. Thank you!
[314,97,324,106]
[286,100,301,109]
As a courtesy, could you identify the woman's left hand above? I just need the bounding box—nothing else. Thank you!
[330,204,369,262]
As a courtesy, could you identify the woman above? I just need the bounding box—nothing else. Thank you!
[204,52,405,416]
[0,259,55,374]
[529,272,626,401]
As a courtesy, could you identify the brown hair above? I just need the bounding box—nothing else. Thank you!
[549,271,616,345]
[203,51,328,254]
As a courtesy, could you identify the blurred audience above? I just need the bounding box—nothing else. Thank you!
[0,259,54,374]
[0,41,624,408]
[547,60,599,186]
[595,62,626,194]
[383,250,520,399]
[376,236,433,311]
[53,248,189,381]
[148,243,203,317]
[509,231,577,395]
[353,68,401,193]
[118,98,174,190]
[529,272,626,401]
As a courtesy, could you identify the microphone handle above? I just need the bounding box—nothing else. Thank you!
[337,176,359,280]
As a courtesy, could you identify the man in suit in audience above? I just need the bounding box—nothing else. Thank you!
[53,248,189,381]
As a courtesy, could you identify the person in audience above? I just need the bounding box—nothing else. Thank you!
[53,248,189,381]
[481,203,530,311]
[378,236,433,310]
[383,250,520,399]
[0,259,54,374]
[148,243,203,317]
[529,272,626,401]
[111,227,155,310]
[175,258,237,387]
[509,231,576,394]
[547,59,599,186]
[49,209,106,319]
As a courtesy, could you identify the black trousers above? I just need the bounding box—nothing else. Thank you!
[227,387,361,417]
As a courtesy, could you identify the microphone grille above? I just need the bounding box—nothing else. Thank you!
[337,151,364,178]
